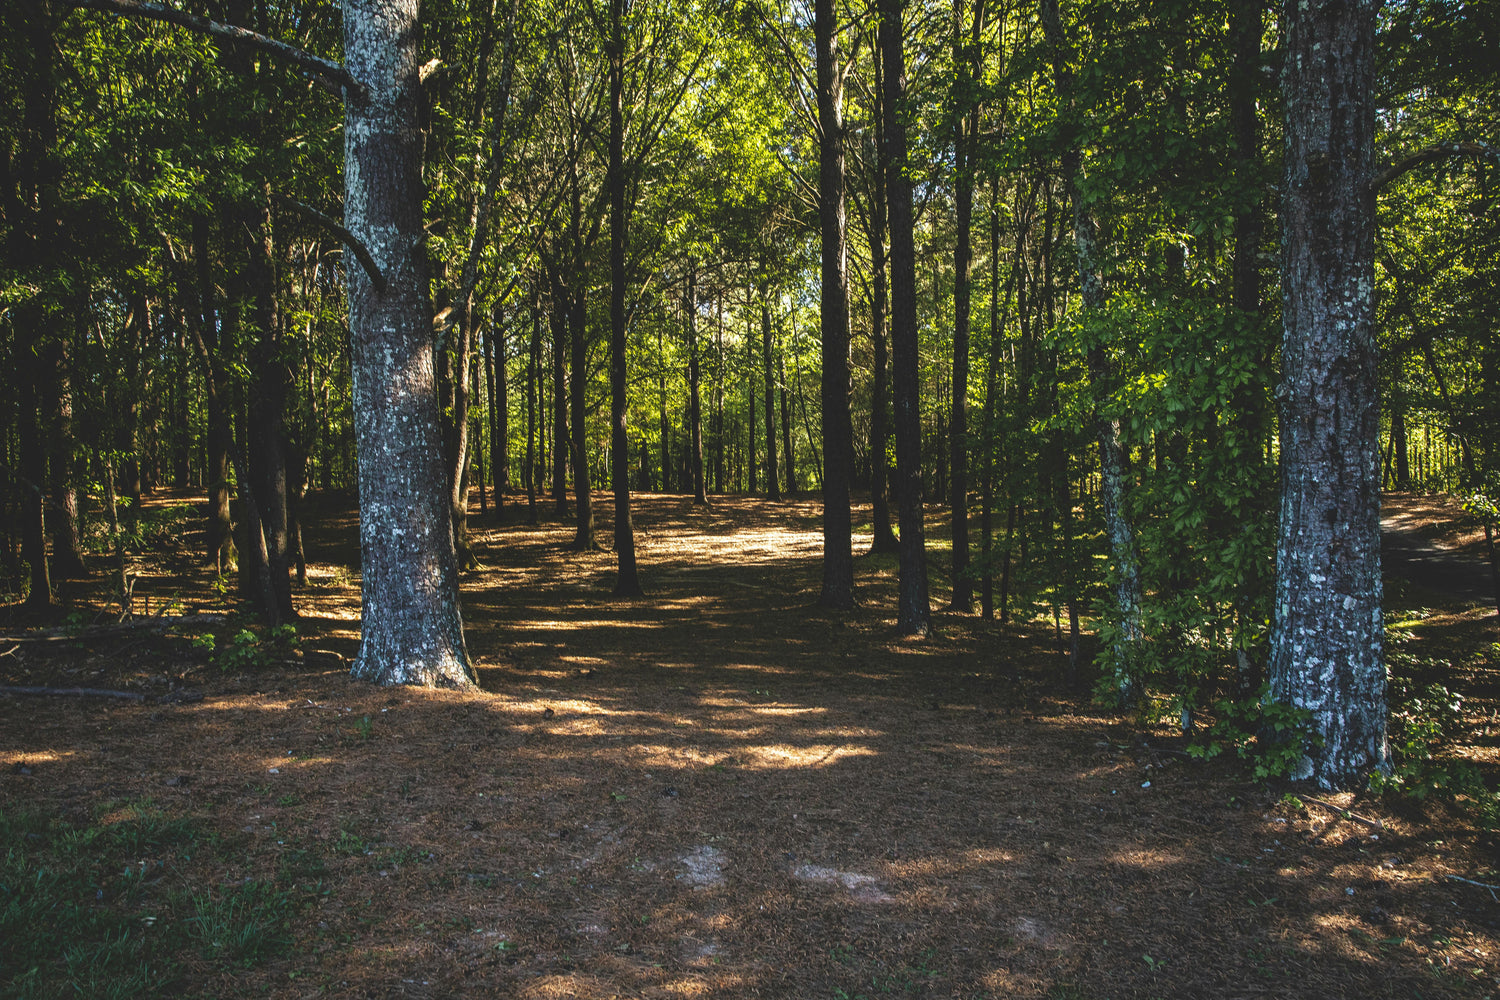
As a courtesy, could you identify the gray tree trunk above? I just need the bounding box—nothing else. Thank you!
[344,0,475,689]
[1271,0,1386,787]
[607,0,641,596]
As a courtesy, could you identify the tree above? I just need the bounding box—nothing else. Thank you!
[880,0,929,636]
[815,0,856,609]
[1270,0,1386,787]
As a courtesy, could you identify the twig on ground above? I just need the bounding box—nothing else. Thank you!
[0,644,18,657]
[1446,875,1500,902]
[1296,795,1386,830]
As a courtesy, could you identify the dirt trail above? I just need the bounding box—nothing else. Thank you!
[1382,492,1497,608]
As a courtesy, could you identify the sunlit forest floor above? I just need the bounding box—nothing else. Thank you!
[2,490,1498,999]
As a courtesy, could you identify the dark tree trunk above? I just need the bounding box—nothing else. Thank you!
[194,215,236,574]
[607,0,641,596]
[493,308,509,500]
[569,281,593,549]
[780,351,797,493]
[658,324,670,492]
[762,298,780,500]
[815,0,855,608]
[687,268,707,504]
[746,293,757,495]
[868,82,898,554]
[550,276,569,515]
[46,337,86,578]
[526,282,541,523]
[1271,0,1386,787]
[881,0,929,635]
[713,291,725,494]
[344,0,475,688]
[246,195,294,623]
[947,0,984,613]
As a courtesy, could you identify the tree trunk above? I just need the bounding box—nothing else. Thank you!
[762,297,781,500]
[687,267,707,504]
[815,0,855,608]
[1042,0,1141,697]
[344,0,475,688]
[779,351,797,493]
[868,80,898,554]
[881,0,929,635]
[947,0,984,613]
[607,0,642,596]
[568,277,593,547]
[1271,0,1386,787]
[526,281,541,523]
[550,275,569,515]
[493,307,509,502]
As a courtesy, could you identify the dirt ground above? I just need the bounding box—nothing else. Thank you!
[3,490,1499,999]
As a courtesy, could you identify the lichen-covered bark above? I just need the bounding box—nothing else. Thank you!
[344,0,475,689]
[1271,0,1385,787]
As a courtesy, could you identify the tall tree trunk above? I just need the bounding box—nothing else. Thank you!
[569,279,593,548]
[687,267,707,504]
[526,282,541,523]
[47,335,86,578]
[868,72,899,554]
[1271,0,1385,787]
[550,276,569,515]
[746,289,757,494]
[815,0,855,608]
[762,297,781,500]
[947,0,984,613]
[246,194,294,623]
[344,0,475,688]
[714,290,725,494]
[881,0,929,635]
[194,215,237,575]
[1042,0,1141,697]
[780,351,797,493]
[493,306,509,501]
[607,0,642,596]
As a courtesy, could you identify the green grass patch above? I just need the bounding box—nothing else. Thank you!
[0,802,293,998]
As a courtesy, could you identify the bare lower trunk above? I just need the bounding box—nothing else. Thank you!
[1271,0,1385,787]
[607,0,641,596]
[687,269,707,504]
[344,0,474,689]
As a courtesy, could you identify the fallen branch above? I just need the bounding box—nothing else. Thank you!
[1297,795,1385,831]
[0,644,18,657]
[1446,874,1500,902]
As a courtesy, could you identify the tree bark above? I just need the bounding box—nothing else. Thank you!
[881,0,929,635]
[687,267,707,504]
[815,0,855,609]
[779,351,797,493]
[1271,0,1386,787]
[344,0,475,688]
[947,0,984,612]
[868,69,899,554]
[526,281,542,523]
[762,297,781,501]
[607,0,641,596]
[550,273,570,515]
[194,215,237,575]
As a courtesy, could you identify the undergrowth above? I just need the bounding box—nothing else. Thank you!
[0,800,292,998]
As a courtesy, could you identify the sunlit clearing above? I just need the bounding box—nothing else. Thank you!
[894,846,1017,877]
[1111,848,1183,869]
[0,750,72,765]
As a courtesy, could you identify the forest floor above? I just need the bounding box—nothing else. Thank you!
[2,490,1499,999]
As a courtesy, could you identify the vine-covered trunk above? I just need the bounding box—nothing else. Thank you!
[344,0,474,688]
[1271,0,1385,787]
[815,0,854,609]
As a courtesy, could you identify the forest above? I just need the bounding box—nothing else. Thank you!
[2,0,1500,996]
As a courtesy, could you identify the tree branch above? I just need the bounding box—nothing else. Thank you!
[1372,141,1500,194]
[71,0,358,99]
[272,195,385,293]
